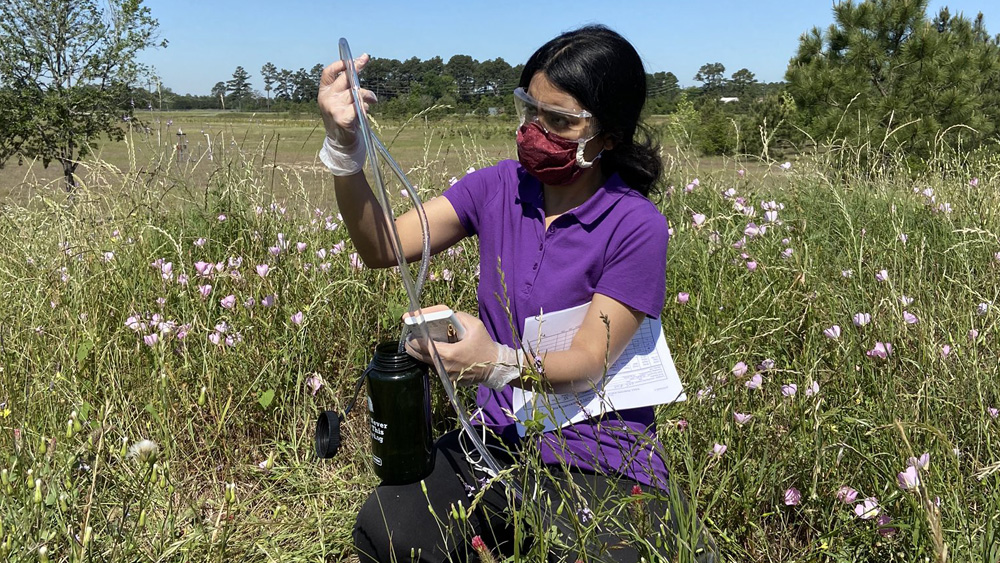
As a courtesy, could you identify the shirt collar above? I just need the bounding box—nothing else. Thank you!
[516,166,632,227]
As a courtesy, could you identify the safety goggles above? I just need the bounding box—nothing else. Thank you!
[513,87,598,141]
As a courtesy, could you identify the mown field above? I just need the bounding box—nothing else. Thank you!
[1,110,999,562]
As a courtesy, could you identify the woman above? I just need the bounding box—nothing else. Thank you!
[319,25,712,563]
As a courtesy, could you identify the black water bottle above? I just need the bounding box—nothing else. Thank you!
[366,341,434,485]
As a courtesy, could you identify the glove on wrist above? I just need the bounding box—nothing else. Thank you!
[480,343,525,390]
[319,135,366,176]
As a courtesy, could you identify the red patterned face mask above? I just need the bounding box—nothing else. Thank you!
[516,122,601,186]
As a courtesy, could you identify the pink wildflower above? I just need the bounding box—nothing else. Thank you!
[866,342,892,359]
[836,486,858,504]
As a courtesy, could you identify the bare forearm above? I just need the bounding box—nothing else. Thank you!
[333,172,399,268]
[514,348,608,394]
[512,296,644,394]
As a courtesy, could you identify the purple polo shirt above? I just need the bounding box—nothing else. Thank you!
[443,159,671,489]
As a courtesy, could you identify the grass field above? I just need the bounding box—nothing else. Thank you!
[0,110,522,206]
[1,110,1000,562]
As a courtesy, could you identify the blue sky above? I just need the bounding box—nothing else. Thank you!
[140,0,997,95]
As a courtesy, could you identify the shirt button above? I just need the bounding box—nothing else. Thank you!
[532,263,538,270]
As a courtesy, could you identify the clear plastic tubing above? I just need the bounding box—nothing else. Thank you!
[338,38,516,496]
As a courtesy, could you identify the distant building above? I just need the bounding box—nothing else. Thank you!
[719,97,740,103]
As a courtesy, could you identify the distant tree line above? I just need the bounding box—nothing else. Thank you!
[140,55,782,122]
[5,0,999,187]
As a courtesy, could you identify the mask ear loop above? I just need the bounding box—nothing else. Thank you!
[576,139,602,168]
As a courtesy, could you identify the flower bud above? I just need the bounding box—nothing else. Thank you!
[33,479,42,504]
[38,545,49,563]
[66,420,74,439]
[120,437,128,458]
[1,469,8,486]
[82,526,92,547]
[198,386,207,407]
[138,509,146,528]
[39,436,47,454]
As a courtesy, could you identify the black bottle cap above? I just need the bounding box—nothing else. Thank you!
[315,410,343,459]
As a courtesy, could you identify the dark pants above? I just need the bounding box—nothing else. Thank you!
[353,429,717,563]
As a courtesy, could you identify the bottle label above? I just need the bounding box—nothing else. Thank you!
[370,419,387,444]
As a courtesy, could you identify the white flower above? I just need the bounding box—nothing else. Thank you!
[127,439,159,462]
[854,497,880,519]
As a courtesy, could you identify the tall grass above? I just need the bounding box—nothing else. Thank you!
[1,115,999,562]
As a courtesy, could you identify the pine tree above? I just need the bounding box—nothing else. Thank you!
[694,63,727,94]
[785,0,1000,162]
[730,69,757,99]
[226,66,252,111]
[261,62,277,110]
[211,82,227,109]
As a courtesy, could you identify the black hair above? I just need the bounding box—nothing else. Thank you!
[519,25,662,197]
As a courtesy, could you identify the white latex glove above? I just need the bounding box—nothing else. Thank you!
[317,54,378,176]
[404,311,524,389]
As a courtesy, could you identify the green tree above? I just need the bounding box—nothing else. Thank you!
[421,56,445,77]
[477,57,513,96]
[446,54,478,99]
[786,0,1000,161]
[211,81,227,109]
[290,66,321,103]
[261,62,277,110]
[227,66,252,111]
[730,68,757,99]
[275,69,293,101]
[694,62,727,93]
[0,0,164,190]
[646,71,681,113]
[359,57,398,100]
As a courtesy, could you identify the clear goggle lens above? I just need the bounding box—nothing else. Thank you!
[513,87,597,141]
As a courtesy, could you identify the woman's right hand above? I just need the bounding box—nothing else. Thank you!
[318,54,378,147]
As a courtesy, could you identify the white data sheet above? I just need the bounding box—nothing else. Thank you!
[510,301,687,435]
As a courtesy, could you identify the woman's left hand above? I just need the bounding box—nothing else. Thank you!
[404,311,503,387]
